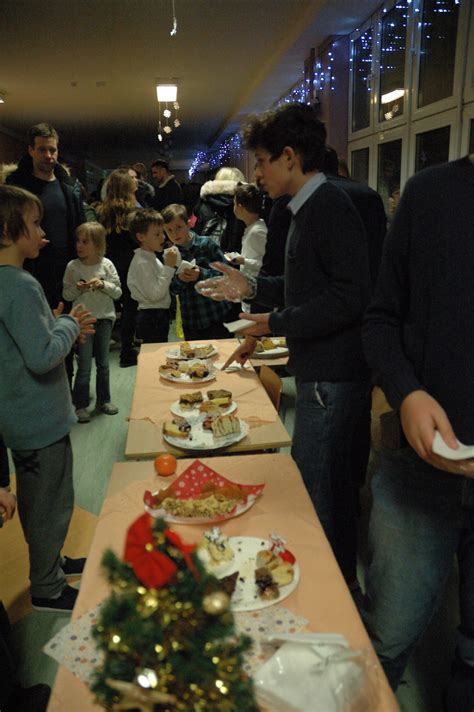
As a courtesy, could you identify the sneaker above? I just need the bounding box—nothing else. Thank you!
[96,402,119,415]
[31,584,78,613]
[76,408,90,423]
[62,556,86,577]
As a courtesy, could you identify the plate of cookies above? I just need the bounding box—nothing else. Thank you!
[170,388,237,417]
[198,529,299,612]
[159,358,216,383]
[251,337,288,358]
[166,341,218,361]
[162,413,249,450]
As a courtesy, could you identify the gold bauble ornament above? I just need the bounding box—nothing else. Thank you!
[202,591,230,615]
[106,678,176,711]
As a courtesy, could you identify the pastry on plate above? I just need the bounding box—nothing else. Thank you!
[193,343,214,359]
[206,389,232,408]
[162,416,191,439]
[202,527,234,564]
[199,401,222,415]
[179,391,204,410]
[211,414,241,439]
[188,362,210,380]
[255,566,279,599]
[159,364,182,379]
[261,337,276,350]
[179,341,194,358]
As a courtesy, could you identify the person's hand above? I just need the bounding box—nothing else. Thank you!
[400,390,474,477]
[179,266,200,283]
[164,247,178,268]
[0,489,16,522]
[231,254,244,265]
[196,262,250,302]
[53,301,64,318]
[70,304,96,344]
[76,280,90,291]
[222,335,257,369]
[237,312,271,337]
[88,278,104,290]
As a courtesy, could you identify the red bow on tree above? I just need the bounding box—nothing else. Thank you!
[165,528,197,577]
[124,513,177,588]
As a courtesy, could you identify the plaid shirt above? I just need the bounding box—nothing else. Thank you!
[171,233,233,330]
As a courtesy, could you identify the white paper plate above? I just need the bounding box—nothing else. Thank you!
[166,344,218,360]
[170,397,237,418]
[159,360,216,384]
[203,536,299,612]
[163,418,249,451]
[252,346,289,359]
[144,492,259,525]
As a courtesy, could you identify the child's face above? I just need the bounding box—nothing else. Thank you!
[233,199,244,220]
[138,223,165,252]
[18,204,46,259]
[164,217,191,247]
[76,233,98,261]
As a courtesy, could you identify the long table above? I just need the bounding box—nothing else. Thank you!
[125,340,292,459]
[49,455,399,711]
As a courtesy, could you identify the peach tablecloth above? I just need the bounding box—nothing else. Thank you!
[130,340,278,427]
[48,455,399,712]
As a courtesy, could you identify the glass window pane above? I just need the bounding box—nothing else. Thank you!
[351,148,370,184]
[418,0,460,108]
[379,2,409,123]
[351,27,373,132]
[378,139,402,218]
[415,125,450,171]
[469,120,474,154]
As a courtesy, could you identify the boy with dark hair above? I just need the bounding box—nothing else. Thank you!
[162,204,236,340]
[127,209,178,343]
[198,104,371,592]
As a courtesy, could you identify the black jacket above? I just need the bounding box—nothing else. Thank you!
[6,155,85,260]
[151,175,182,212]
[194,179,245,253]
[363,157,474,442]
[257,181,371,383]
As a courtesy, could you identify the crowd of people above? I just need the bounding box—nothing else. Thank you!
[0,103,473,711]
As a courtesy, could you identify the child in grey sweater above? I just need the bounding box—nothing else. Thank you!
[0,185,95,612]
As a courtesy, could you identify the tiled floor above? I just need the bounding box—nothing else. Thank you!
[5,340,459,710]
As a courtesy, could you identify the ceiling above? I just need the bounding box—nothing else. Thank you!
[0,0,380,170]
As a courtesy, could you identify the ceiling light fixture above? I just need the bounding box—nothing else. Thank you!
[156,82,181,143]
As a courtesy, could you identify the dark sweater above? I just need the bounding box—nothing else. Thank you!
[362,156,474,442]
[256,181,371,382]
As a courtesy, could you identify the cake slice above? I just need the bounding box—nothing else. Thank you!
[194,344,214,358]
[206,389,232,408]
[211,414,241,439]
[162,417,191,439]
[179,391,203,410]
[180,341,194,358]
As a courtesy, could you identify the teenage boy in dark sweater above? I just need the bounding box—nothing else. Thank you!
[197,104,372,592]
[361,156,474,710]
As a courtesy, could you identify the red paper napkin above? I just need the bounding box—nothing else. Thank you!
[144,458,264,507]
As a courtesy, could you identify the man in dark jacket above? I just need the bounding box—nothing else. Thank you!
[150,159,182,211]
[197,104,372,593]
[6,123,86,308]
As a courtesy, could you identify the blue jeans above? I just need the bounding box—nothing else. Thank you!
[73,319,113,408]
[291,379,372,583]
[363,446,474,691]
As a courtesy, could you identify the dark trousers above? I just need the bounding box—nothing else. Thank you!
[0,602,15,708]
[137,309,170,344]
[184,321,231,342]
[117,272,138,356]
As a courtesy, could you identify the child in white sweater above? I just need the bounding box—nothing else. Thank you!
[63,222,122,422]
[127,209,178,343]
[231,183,267,313]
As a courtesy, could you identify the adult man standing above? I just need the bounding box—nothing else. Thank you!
[362,156,474,711]
[198,104,371,592]
[150,159,182,212]
[7,123,85,308]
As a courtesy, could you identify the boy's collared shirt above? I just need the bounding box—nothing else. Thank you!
[288,172,327,216]
[171,232,232,329]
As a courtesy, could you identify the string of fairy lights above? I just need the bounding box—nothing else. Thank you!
[188,0,460,178]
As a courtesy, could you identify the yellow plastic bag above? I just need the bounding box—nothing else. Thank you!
[175,296,184,339]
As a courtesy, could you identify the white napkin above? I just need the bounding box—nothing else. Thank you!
[432,431,474,460]
[176,258,196,275]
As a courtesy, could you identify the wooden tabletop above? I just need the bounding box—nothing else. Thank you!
[49,455,398,712]
[125,340,292,459]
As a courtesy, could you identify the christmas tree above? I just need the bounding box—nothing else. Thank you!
[91,513,259,712]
